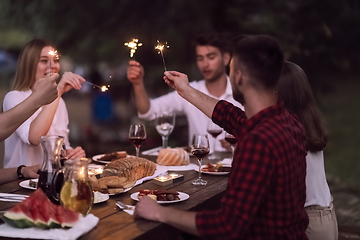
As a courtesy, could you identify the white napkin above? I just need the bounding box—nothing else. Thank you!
[0,214,99,240]
[157,163,199,171]
[123,205,135,215]
[219,158,232,166]
[133,166,168,185]
[141,146,163,156]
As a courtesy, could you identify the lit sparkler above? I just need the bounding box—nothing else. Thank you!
[84,81,110,92]
[47,49,59,75]
[124,38,142,58]
[155,40,169,72]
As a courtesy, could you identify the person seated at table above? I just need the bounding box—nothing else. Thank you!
[127,32,243,152]
[3,39,86,168]
[134,34,309,239]
[0,73,58,184]
[277,61,338,240]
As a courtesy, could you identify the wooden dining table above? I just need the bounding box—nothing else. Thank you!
[0,151,231,240]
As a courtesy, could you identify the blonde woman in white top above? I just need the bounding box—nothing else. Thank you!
[3,39,86,168]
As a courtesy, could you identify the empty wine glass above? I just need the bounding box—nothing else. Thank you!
[191,134,210,186]
[224,132,237,159]
[207,121,223,160]
[129,124,146,157]
[155,112,175,148]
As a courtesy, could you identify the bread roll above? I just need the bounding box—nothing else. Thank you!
[98,176,135,189]
[89,175,108,193]
[156,148,190,166]
[101,156,156,182]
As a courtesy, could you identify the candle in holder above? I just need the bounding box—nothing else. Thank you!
[153,173,183,186]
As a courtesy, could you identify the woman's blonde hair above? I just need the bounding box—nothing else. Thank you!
[277,61,328,152]
[12,39,51,91]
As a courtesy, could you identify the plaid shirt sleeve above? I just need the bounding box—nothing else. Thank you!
[212,100,247,135]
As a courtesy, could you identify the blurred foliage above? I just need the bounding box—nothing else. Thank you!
[0,0,360,89]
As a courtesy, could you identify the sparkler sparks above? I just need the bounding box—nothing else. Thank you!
[124,38,142,58]
[155,40,169,72]
[47,49,59,75]
[84,81,110,92]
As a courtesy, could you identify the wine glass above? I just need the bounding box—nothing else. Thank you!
[224,132,237,159]
[207,121,223,160]
[191,134,210,186]
[155,112,175,148]
[129,124,146,157]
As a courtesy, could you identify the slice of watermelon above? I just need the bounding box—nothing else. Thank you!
[55,205,82,228]
[1,189,81,229]
[2,204,36,228]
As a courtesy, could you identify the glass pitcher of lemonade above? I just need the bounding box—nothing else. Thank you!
[59,158,93,216]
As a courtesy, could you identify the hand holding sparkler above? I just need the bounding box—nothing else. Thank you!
[155,40,169,72]
[127,60,144,85]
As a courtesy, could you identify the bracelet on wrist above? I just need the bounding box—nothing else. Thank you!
[17,165,26,179]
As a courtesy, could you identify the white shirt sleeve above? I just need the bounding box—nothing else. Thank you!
[3,90,41,144]
[138,90,186,120]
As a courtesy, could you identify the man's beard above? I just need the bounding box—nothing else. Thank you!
[204,69,224,83]
[232,84,246,105]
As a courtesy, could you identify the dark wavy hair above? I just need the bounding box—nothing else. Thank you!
[231,34,284,89]
[277,61,328,152]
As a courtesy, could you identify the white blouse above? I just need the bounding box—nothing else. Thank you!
[3,90,70,168]
[305,151,332,207]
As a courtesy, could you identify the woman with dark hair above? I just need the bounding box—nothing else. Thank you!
[3,39,86,168]
[277,61,338,240]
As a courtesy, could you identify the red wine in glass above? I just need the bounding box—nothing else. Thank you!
[192,148,210,159]
[207,129,222,138]
[129,124,147,157]
[207,122,223,160]
[129,137,146,148]
[191,134,210,186]
[225,135,237,145]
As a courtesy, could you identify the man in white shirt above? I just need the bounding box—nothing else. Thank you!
[127,32,243,152]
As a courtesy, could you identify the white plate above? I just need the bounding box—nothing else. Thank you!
[93,192,109,204]
[130,191,189,204]
[141,146,163,156]
[19,179,38,190]
[92,152,131,164]
[196,165,230,175]
[108,187,132,196]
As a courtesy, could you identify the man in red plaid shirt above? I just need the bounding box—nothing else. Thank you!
[134,34,309,240]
